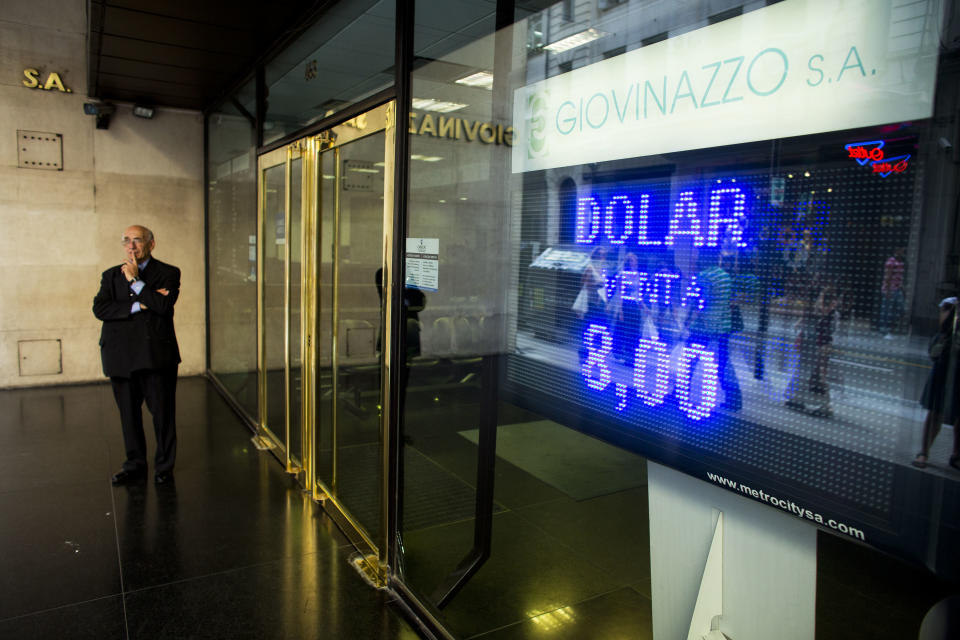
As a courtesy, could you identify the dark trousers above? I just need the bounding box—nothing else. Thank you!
[689,332,742,411]
[111,367,178,473]
[754,289,770,379]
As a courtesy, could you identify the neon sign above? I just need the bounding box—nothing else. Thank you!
[844,140,910,177]
[575,182,749,248]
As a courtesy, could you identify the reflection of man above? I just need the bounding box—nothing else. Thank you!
[375,268,425,361]
[93,225,181,485]
[880,247,905,339]
[753,225,780,380]
[686,249,741,412]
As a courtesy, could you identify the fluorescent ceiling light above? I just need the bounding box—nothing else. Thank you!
[349,167,380,174]
[412,98,468,113]
[543,28,607,53]
[410,154,444,162]
[455,71,494,90]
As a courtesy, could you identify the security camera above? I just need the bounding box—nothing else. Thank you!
[82,102,115,116]
[939,136,953,151]
[83,102,115,130]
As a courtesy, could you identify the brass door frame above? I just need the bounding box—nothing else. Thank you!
[256,142,307,478]
[256,101,395,585]
[310,102,395,584]
[300,137,317,490]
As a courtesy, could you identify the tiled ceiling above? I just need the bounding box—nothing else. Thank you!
[87,0,324,110]
[87,0,556,112]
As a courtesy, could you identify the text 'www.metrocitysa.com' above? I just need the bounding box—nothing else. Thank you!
[705,472,865,541]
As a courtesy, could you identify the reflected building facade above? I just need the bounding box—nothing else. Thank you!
[204,1,960,638]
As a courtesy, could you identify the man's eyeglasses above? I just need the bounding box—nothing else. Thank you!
[122,238,146,246]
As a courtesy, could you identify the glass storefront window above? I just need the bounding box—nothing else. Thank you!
[399,0,958,637]
[208,81,259,420]
[263,0,396,145]
[204,0,959,636]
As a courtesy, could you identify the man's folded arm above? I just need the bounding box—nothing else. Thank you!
[136,270,180,315]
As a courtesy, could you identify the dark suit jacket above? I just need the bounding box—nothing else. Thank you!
[93,257,182,378]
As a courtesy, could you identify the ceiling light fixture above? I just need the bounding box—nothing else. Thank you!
[412,98,469,113]
[455,71,494,90]
[543,28,607,53]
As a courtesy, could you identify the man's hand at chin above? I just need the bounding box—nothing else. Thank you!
[121,254,139,282]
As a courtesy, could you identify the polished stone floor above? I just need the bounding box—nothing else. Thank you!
[0,377,424,640]
[2,375,956,640]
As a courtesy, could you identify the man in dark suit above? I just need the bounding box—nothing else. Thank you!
[93,225,181,485]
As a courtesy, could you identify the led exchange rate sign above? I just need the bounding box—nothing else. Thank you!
[577,264,718,420]
[566,178,759,422]
[574,181,749,248]
[582,325,721,421]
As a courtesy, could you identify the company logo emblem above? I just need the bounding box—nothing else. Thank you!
[526,91,549,159]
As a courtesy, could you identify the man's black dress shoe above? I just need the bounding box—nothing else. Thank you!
[154,472,174,484]
[111,469,146,485]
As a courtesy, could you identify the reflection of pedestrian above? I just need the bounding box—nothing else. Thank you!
[579,246,610,321]
[651,257,682,347]
[612,253,642,366]
[753,225,781,380]
[880,247,905,339]
[912,297,960,470]
[812,282,842,412]
[784,228,812,299]
[375,268,426,392]
[686,249,741,411]
[785,277,834,418]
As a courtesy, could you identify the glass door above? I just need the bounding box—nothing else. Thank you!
[256,143,304,475]
[256,102,395,583]
[309,103,395,582]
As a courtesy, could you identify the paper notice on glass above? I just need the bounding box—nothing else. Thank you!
[405,238,439,292]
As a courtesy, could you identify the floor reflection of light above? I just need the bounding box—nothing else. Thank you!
[527,605,576,631]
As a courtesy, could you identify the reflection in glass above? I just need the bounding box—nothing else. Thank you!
[263,163,287,445]
[263,1,395,144]
[208,88,258,420]
[333,132,386,543]
[317,151,336,487]
[315,129,387,548]
[290,157,303,465]
[399,0,959,637]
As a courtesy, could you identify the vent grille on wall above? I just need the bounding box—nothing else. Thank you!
[17,130,63,171]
